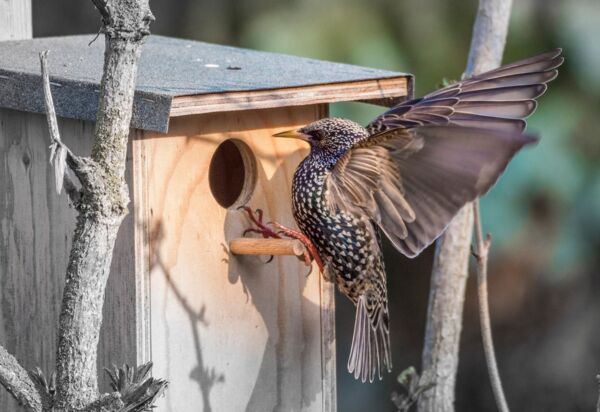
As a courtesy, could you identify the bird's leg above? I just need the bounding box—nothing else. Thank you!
[238,206,324,274]
[270,222,324,274]
[239,206,281,239]
[238,206,280,263]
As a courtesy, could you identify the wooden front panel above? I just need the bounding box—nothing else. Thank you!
[0,109,138,411]
[135,105,336,412]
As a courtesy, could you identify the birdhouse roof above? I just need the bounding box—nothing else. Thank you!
[0,35,412,133]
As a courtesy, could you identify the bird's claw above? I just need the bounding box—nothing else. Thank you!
[238,206,281,239]
[239,205,324,275]
[270,222,325,274]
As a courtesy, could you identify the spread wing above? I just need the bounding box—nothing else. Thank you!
[326,49,562,257]
[326,126,537,257]
[367,49,563,134]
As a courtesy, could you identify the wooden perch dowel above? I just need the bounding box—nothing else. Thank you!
[229,238,306,257]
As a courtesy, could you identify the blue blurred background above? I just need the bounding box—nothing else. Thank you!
[33,0,600,410]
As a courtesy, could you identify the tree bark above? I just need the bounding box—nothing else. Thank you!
[418,1,513,411]
[418,207,473,412]
[0,1,165,410]
[465,0,514,76]
[0,347,41,411]
[54,1,154,408]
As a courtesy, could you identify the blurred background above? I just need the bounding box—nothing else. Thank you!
[32,0,600,410]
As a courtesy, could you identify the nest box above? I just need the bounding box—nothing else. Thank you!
[0,35,412,411]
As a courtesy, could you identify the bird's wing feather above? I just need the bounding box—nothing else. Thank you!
[366,49,563,134]
[333,49,563,257]
[326,126,537,257]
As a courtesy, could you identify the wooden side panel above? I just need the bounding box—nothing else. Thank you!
[0,0,32,41]
[0,109,137,410]
[135,105,336,412]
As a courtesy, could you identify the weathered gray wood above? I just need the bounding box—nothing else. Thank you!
[0,110,138,411]
[0,110,80,411]
[418,0,513,411]
[0,2,39,409]
[0,0,32,41]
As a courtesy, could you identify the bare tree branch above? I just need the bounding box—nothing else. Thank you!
[418,207,473,412]
[418,0,513,411]
[465,0,513,76]
[472,202,509,412]
[0,345,42,411]
[50,0,154,409]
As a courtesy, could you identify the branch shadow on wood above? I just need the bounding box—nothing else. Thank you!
[147,221,225,412]
[223,149,322,412]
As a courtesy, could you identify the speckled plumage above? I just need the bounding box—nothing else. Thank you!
[285,49,562,383]
[291,119,392,383]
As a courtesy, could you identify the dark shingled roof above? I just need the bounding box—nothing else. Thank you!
[0,35,410,132]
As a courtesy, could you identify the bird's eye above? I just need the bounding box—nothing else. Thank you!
[309,130,323,141]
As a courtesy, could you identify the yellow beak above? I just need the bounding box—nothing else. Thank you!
[272,129,311,142]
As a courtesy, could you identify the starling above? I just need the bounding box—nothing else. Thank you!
[272,49,563,383]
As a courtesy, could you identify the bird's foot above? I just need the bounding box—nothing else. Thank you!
[239,206,281,239]
[238,206,324,274]
[270,222,324,275]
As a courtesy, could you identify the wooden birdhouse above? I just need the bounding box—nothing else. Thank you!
[0,35,412,411]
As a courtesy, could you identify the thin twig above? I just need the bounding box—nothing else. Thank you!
[90,0,110,20]
[39,50,81,202]
[473,200,509,412]
[39,51,61,147]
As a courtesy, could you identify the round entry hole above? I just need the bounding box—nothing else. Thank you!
[209,139,257,209]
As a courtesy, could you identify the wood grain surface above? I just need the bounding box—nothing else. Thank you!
[170,78,409,117]
[0,110,138,410]
[229,238,307,258]
[134,104,336,412]
[0,0,32,42]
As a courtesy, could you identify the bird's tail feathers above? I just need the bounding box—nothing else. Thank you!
[347,295,392,383]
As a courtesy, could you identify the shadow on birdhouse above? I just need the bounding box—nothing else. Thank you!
[0,34,412,411]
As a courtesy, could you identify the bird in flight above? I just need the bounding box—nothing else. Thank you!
[243,49,563,383]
